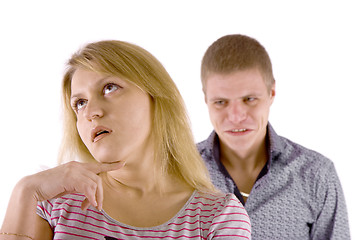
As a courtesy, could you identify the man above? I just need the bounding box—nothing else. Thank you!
[197,34,350,239]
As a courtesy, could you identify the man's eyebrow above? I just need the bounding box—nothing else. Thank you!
[208,97,228,102]
[208,93,261,102]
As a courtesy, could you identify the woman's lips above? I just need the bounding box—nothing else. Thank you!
[91,126,112,142]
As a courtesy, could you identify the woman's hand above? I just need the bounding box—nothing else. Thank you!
[26,161,124,211]
[1,161,124,238]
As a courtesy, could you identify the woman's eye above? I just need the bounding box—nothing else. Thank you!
[75,99,87,111]
[103,83,119,95]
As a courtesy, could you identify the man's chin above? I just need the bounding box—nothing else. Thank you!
[221,135,254,150]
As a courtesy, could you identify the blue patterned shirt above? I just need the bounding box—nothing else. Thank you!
[197,123,350,240]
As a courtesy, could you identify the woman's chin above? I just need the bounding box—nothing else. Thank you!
[92,152,126,164]
[97,159,119,164]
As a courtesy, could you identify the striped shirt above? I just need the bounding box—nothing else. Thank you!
[37,190,251,239]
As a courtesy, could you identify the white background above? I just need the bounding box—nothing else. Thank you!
[0,0,359,238]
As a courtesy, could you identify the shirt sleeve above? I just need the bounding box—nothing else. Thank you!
[207,193,251,239]
[311,162,350,240]
[36,200,53,225]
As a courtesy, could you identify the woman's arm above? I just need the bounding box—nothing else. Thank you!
[1,161,124,239]
[1,176,53,240]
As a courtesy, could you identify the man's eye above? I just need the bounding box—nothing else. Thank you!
[103,83,119,95]
[214,100,225,105]
[245,97,256,103]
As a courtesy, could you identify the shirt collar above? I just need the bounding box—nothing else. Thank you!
[209,123,284,171]
[267,123,285,160]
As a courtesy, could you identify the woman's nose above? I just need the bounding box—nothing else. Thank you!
[84,99,104,121]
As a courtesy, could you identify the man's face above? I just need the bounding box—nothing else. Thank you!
[204,68,275,155]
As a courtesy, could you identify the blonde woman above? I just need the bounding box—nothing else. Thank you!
[1,40,251,239]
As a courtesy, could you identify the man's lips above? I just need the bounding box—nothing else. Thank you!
[225,128,252,134]
[229,129,247,132]
[91,126,112,142]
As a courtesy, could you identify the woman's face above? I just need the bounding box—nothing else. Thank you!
[70,68,153,163]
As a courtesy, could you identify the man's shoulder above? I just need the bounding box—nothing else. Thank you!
[196,131,216,156]
[269,125,330,160]
[196,138,209,152]
[280,135,331,160]
[267,125,335,178]
[274,134,335,177]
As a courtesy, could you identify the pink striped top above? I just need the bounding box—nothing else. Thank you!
[37,191,251,239]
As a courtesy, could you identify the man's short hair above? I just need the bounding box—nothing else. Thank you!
[201,34,275,92]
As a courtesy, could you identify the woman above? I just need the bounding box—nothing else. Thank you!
[1,40,251,239]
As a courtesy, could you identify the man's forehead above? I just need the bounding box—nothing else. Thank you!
[206,70,267,91]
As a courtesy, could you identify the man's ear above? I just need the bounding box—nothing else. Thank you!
[270,81,276,104]
[203,88,208,104]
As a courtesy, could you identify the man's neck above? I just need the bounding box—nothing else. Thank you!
[219,137,269,201]
[219,137,268,173]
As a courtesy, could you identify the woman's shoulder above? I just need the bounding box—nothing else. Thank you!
[39,193,85,208]
[37,193,87,220]
[186,191,251,238]
[195,190,241,202]
[37,193,106,228]
[191,191,246,212]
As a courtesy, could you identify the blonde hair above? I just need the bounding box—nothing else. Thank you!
[201,34,275,93]
[59,40,215,192]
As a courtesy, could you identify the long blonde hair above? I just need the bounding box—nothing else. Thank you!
[59,40,215,192]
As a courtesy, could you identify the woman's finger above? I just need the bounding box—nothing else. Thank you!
[95,176,104,211]
[81,198,91,211]
[75,175,99,208]
[86,161,125,174]
[33,161,124,207]
[80,172,105,211]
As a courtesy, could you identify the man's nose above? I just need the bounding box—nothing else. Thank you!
[227,102,247,123]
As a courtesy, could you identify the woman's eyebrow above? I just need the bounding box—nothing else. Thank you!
[70,76,112,100]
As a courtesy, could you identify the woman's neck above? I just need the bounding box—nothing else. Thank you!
[100,168,194,227]
[102,161,160,194]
